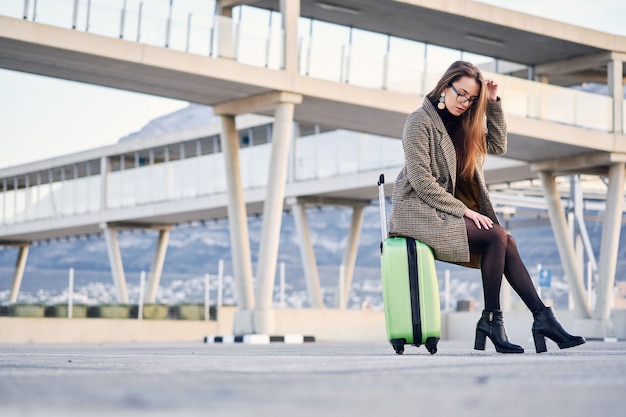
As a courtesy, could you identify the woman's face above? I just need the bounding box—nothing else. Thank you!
[444,76,480,116]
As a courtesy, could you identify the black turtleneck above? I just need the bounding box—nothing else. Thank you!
[429,97,480,214]
[430,96,459,132]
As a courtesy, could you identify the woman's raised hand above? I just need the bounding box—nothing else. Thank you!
[485,79,498,102]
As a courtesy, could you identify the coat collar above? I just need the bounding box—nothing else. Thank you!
[422,99,457,188]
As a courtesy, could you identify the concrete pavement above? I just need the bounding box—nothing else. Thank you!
[0,340,625,417]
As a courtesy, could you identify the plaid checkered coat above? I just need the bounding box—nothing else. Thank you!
[388,98,507,264]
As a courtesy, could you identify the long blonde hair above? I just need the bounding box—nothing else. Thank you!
[427,61,487,180]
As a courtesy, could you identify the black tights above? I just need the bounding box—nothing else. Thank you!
[464,218,545,312]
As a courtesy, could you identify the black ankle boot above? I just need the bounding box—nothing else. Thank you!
[474,310,524,354]
[532,307,586,353]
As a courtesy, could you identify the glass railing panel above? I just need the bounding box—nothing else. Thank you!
[12,187,27,222]
[385,38,426,94]
[294,136,318,181]
[384,53,424,94]
[234,8,282,69]
[185,15,214,56]
[354,133,381,172]
[82,0,126,39]
[575,90,613,132]
[165,10,194,52]
[302,41,344,82]
[121,168,140,207]
[135,5,173,48]
[346,30,387,89]
[1,189,15,224]
[347,49,385,89]
[30,1,74,28]
[314,133,344,178]
[165,161,182,201]
[198,153,227,196]
[423,45,462,81]
[60,180,77,217]
[106,172,121,209]
[0,1,21,19]
[236,25,271,68]
[71,177,93,215]
[49,182,63,217]
[179,157,200,199]
[240,144,271,189]
[31,185,51,221]
[381,138,404,169]
[266,25,285,70]
[336,134,359,174]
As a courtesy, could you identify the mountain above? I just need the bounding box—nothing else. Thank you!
[119,104,217,142]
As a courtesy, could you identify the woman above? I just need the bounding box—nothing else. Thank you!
[388,61,585,353]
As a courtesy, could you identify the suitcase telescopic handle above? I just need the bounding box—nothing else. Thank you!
[378,174,388,241]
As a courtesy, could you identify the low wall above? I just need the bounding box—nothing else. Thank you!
[1,307,624,344]
[0,307,236,344]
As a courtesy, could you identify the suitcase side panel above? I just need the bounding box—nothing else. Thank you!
[415,240,442,342]
[380,237,414,345]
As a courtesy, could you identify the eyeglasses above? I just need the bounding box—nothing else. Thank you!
[449,84,478,105]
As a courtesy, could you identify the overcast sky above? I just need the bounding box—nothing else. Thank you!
[1,0,625,169]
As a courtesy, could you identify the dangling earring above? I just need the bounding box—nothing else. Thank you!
[437,92,445,110]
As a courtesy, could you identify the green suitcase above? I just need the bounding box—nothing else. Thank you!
[378,174,441,354]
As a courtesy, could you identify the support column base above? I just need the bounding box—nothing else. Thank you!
[253,309,276,335]
[232,310,255,335]
[573,318,613,339]
[232,309,276,335]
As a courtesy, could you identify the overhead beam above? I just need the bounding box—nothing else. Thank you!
[531,152,626,174]
[213,91,303,116]
[534,53,611,76]
[286,196,371,208]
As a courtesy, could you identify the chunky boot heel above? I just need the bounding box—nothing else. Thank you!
[475,310,524,354]
[474,329,487,350]
[533,332,547,353]
[532,307,585,353]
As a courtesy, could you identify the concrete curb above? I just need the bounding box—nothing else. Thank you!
[204,334,316,344]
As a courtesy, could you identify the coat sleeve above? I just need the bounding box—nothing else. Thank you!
[485,99,507,156]
[402,111,467,218]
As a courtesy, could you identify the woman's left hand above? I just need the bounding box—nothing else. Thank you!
[485,79,498,102]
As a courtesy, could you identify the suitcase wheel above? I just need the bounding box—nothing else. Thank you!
[390,339,405,355]
[425,337,439,355]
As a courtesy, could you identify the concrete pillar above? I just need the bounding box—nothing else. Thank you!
[280,0,300,72]
[220,115,255,312]
[254,102,297,333]
[8,243,30,302]
[291,201,324,308]
[334,205,365,309]
[593,162,625,320]
[100,156,108,210]
[101,224,129,303]
[608,58,623,135]
[538,171,590,318]
[145,228,171,303]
